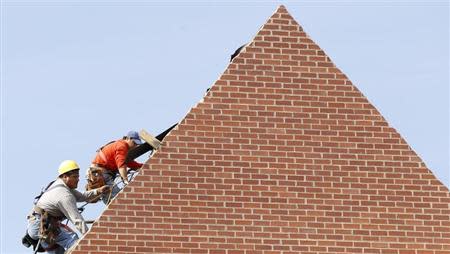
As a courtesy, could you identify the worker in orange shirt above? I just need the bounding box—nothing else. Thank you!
[90,131,143,204]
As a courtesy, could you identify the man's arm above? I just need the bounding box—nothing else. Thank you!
[127,160,143,170]
[57,194,88,234]
[118,166,129,185]
[72,186,110,202]
[71,188,97,202]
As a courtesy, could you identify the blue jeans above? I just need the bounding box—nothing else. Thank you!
[27,214,78,254]
[101,172,121,204]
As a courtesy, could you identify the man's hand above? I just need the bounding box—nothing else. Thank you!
[98,185,110,194]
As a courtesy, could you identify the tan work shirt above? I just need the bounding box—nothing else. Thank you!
[35,178,99,233]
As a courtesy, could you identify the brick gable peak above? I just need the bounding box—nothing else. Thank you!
[69,5,450,254]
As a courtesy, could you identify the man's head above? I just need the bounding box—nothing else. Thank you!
[125,130,143,148]
[58,160,80,189]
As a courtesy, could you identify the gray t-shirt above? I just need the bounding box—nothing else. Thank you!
[36,178,98,233]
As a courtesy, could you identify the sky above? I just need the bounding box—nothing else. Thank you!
[1,1,449,253]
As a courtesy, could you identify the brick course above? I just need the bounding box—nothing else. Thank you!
[70,5,450,254]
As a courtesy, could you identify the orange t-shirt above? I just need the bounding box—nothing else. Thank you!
[92,139,143,171]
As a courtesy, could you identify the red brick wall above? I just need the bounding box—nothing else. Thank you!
[70,5,450,254]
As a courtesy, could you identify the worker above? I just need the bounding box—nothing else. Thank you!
[90,130,143,204]
[25,160,109,253]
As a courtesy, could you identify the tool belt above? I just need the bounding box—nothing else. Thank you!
[85,165,110,203]
[86,166,106,191]
[22,207,63,252]
[34,207,61,246]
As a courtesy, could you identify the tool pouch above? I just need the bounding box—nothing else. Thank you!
[39,211,60,246]
[86,167,106,191]
[85,167,106,203]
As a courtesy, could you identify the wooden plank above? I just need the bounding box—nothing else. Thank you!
[139,130,161,149]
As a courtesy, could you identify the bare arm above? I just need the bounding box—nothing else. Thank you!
[118,166,129,185]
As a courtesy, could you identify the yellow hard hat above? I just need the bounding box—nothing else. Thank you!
[58,160,80,176]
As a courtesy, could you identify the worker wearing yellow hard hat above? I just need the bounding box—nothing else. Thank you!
[24,160,110,253]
